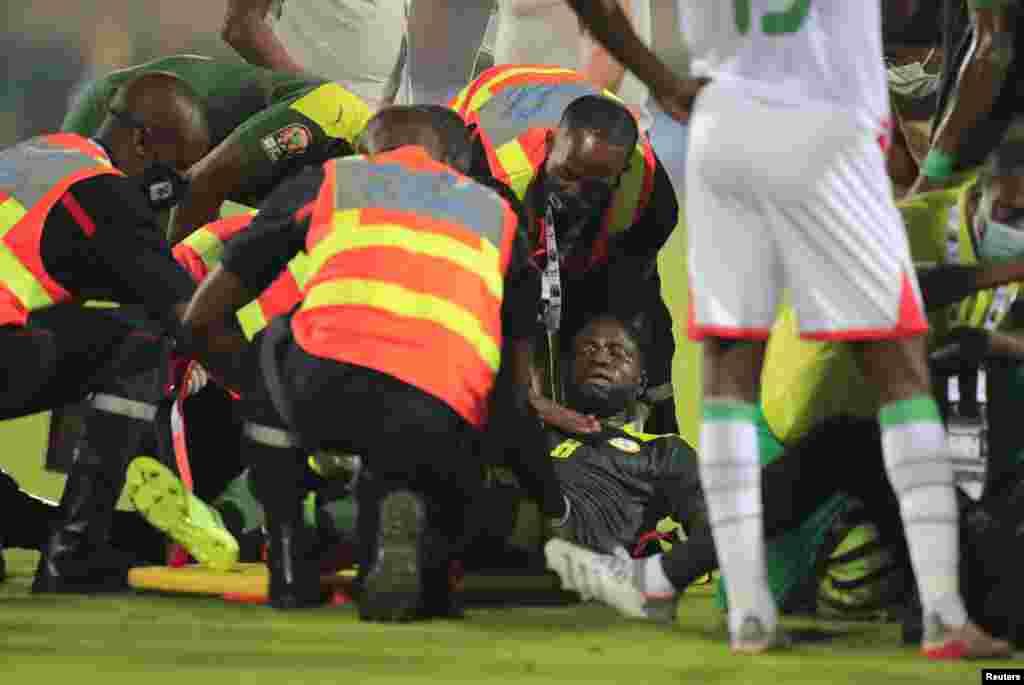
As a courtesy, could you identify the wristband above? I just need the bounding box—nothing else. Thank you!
[922,148,956,181]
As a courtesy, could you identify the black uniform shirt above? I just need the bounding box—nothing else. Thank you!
[40,172,196,319]
[550,425,700,554]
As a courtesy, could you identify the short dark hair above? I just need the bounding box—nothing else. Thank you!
[559,95,639,152]
[363,104,473,172]
[409,104,473,172]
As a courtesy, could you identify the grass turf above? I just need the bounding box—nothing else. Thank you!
[1,413,1017,682]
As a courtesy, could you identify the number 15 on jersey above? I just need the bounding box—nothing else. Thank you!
[734,0,811,35]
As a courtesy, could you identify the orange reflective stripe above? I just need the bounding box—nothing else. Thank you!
[306,161,338,250]
[296,149,513,427]
[292,306,496,425]
[451,64,549,114]
[172,243,208,283]
[206,213,256,241]
[259,268,304,320]
[304,246,502,340]
[2,164,112,306]
[454,65,584,116]
[0,135,118,325]
[174,213,258,282]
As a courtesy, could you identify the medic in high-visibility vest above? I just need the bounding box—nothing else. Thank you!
[452,65,680,435]
[0,72,229,594]
[180,105,563,618]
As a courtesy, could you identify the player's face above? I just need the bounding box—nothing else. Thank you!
[543,129,629,220]
[571,319,643,395]
[988,175,1024,222]
[976,173,1024,262]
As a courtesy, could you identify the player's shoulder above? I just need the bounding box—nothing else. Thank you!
[621,425,693,452]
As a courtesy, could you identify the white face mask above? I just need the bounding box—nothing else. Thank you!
[976,191,1024,262]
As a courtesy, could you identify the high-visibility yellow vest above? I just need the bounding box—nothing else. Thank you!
[451,64,657,272]
[293,146,519,427]
[0,133,120,326]
[173,212,310,340]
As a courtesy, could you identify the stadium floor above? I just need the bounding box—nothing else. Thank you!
[1,414,1016,682]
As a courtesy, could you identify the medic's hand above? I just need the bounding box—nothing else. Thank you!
[530,393,601,434]
[167,354,212,399]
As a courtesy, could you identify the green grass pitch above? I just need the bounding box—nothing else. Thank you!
[0,412,1016,682]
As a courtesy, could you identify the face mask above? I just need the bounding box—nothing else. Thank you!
[543,175,614,233]
[139,161,189,212]
[976,191,1024,263]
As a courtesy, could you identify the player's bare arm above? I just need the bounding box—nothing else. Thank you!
[911,4,1014,196]
[168,138,248,244]
[222,0,306,74]
[916,259,1024,310]
[579,0,632,94]
[565,0,706,122]
[180,264,254,388]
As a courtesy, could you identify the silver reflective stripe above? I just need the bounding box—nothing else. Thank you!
[0,136,107,208]
[90,393,158,421]
[330,155,508,249]
[243,422,300,448]
[474,81,597,149]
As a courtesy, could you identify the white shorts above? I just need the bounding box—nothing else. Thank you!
[686,81,926,342]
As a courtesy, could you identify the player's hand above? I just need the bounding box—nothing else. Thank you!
[181,360,210,397]
[652,75,709,124]
[167,354,213,399]
[530,394,601,434]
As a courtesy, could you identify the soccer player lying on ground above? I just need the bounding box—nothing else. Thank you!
[62,54,371,243]
[122,313,700,577]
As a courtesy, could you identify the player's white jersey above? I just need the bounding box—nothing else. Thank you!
[678,1,889,129]
[269,0,405,110]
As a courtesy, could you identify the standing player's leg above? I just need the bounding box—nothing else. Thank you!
[685,86,788,651]
[856,335,1010,657]
[778,130,1008,659]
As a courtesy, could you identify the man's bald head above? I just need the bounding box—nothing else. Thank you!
[98,72,210,177]
[359,105,472,173]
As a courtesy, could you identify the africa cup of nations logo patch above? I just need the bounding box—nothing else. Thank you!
[262,124,312,162]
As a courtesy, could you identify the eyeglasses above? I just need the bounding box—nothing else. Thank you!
[109,108,179,146]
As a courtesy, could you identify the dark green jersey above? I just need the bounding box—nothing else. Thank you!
[62,55,371,207]
[548,425,700,554]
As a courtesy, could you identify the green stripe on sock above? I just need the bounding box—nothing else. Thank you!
[213,471,265,533]
[703,400,759,423]
[878,395,941,427]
